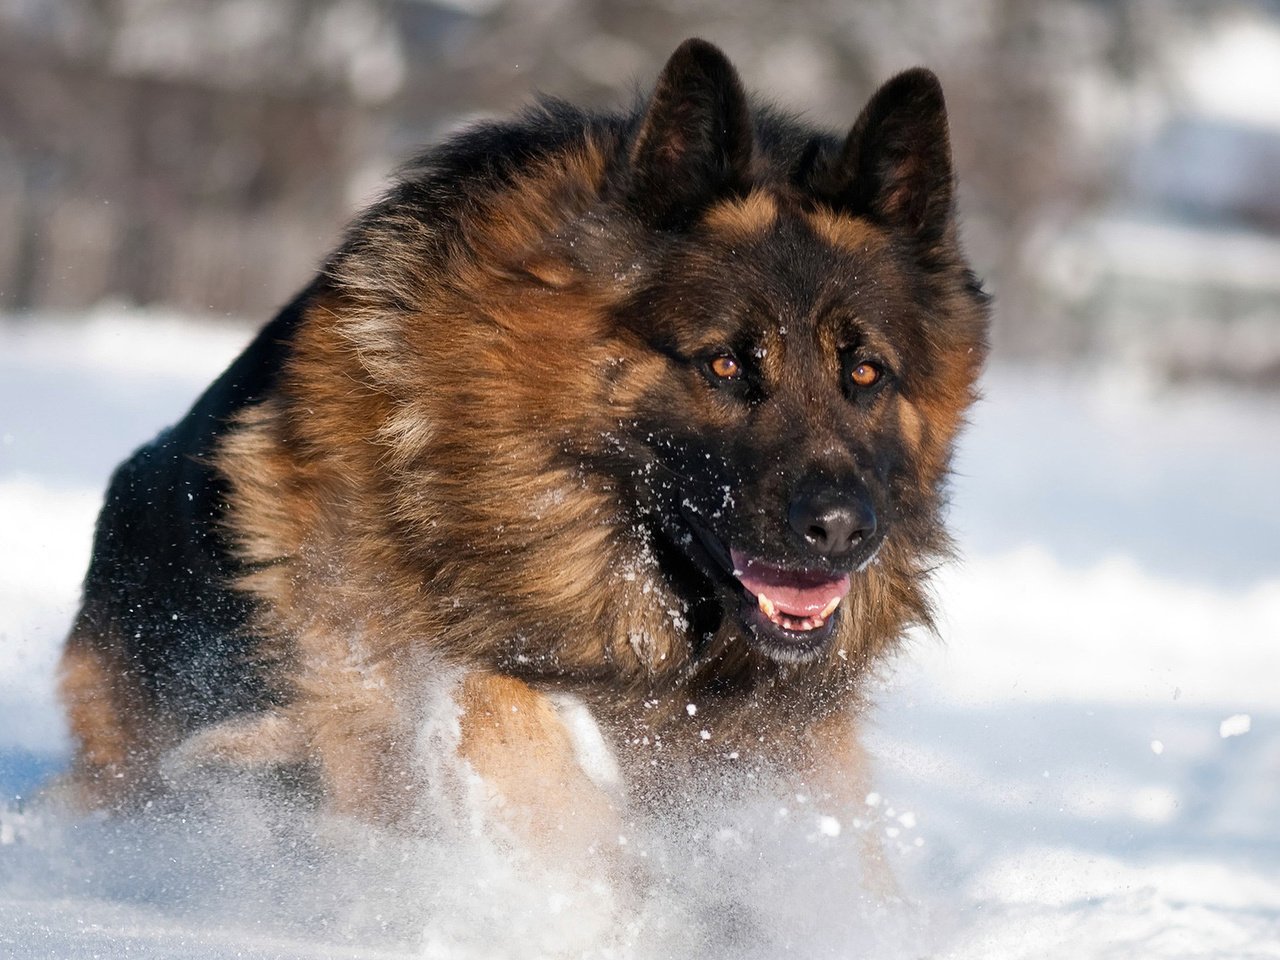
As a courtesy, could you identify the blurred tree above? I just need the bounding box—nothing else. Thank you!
[1,0,1275,379]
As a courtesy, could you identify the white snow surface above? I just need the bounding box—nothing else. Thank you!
[1,309,1278,957]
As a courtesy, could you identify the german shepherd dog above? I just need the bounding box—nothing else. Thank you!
[59,39,988,868]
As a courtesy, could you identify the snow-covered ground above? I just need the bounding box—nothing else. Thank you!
[1,309,1278,958]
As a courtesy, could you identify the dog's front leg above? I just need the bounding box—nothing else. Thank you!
[799,708,902,901]
[455,672,623,860]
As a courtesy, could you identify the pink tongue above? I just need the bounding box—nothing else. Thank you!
[730,549,851,617]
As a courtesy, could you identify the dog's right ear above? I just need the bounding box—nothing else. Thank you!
[627,38,754,230]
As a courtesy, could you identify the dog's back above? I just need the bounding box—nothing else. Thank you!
[59,293,309,801]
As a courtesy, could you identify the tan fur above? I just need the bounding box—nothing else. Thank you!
[216,388,421,821]
[167,711,307,772]
[702,190,779,238]
[804,208,881,254]
[897,399,926,452]
[456,673,620,856]
[57,625,168,808]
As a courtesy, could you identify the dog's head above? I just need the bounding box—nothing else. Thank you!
[332,39,988,673]
[596,40,990,664]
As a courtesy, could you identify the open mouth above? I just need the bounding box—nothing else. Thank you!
[677,505,851,662]
[731,550,851,634]
[730,549,850,659]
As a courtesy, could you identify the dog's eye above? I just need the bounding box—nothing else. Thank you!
[849,361,882,388]
[708,354,741,380]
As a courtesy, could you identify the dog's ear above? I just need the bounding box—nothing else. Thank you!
[628,38,754,229]
[814,69,954,241]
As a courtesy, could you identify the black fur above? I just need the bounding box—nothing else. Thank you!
[627,38,755,229]
[77,286,310,728]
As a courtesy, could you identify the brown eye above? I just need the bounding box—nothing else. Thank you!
[709,355,740,379]
[849,361,882,388]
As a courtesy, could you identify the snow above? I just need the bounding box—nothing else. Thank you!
[1220,714,1253,739]
[2,310,1278,956]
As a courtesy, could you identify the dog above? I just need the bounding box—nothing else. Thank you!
[58,38,988,868]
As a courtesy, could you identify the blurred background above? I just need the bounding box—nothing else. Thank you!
[2,5,1280,955]
[2,0,1280,381]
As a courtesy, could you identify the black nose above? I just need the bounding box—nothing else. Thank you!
[788,486,877,558]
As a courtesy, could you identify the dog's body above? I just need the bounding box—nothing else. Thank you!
[59,40,988,856]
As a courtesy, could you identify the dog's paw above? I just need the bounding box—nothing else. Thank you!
[161,711,307,782]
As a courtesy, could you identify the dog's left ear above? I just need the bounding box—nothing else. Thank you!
[812,69,954,242]
[628,38,754,229]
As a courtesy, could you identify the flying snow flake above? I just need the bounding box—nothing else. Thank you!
[1150,739,1165,755]
[1219,714,1252,739]
[864,792,882,807]
[817,815,841,837]
[686,703,697,717]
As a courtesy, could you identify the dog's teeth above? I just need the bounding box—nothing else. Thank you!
[820,597,842,618]
[757,593,777,619]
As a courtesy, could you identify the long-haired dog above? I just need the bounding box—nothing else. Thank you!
[60,39,988,875]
